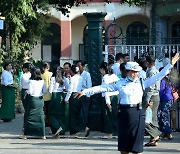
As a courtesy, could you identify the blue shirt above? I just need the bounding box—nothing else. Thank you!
[145,66,160,102]
[159,79,173,101]
[1,70,14,86]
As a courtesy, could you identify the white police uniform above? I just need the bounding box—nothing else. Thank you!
[82,63,173,153]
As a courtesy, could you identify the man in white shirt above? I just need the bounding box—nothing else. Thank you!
[112,53,124,76]
[77,60,92,128]
[123,53,130,63]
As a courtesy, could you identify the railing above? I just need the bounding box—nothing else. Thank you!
[106,37,180,45]
[103,44,180,70]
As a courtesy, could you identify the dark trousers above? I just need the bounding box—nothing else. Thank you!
[80,96,90,126]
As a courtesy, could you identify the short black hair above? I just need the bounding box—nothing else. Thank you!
[77,60,86,67]
[115,53,124,61]
[22,62,31,71]
[3,61,12,70]
[63,62,71,68]
[108,55,114,65]
[124,53,129,57]
[136,57,147,71]
[146,55,155,65]
[71,65,79,74]
[120,63,127,78]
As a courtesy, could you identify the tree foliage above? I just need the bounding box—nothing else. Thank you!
[0,0,50,71]
[120,0,146,6]
[50,0,146,14]
[0,0,146,72]
[49,0,87,15]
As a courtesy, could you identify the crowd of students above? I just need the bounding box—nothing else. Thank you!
[0,52,179,154]
[0,60,93,140]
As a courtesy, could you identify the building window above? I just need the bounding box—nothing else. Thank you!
[42,23,61,66]
[172,21,180,44]
[126,21,149,45]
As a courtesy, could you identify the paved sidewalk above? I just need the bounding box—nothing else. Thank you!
[0,113,180,154]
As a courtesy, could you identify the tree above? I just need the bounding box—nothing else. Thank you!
[0,0,146,72]
[0,0,50,71]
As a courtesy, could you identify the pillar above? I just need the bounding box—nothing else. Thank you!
[84,12,106,131]
[60,20,73,66]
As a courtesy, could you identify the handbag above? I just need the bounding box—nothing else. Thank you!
[172,86,179,102]
[145,106,152,124]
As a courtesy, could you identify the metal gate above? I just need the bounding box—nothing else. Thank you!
[104,20,180,70]
[103,44,180,70]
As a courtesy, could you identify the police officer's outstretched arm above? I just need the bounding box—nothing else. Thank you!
[144,53,179,88]
[74,83,118,99]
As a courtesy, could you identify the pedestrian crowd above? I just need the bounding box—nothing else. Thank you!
[0,52,179,154]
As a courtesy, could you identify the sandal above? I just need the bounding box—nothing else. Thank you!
[144,140,157,146]
[144,137,159,147]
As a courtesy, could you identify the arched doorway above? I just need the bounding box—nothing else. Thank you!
[172,21,180,44]
[42,23,61,68]
[126,21,149,45]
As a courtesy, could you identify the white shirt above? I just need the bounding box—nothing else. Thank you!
[83,64,173,105]
[27,80,47,97]
[102,74,119,105]
[1,70,13,86]
[80,70,92,90]
[49,76,69,93]
[65,74,83,102]
[20,72,31,89]
[138,70,146,80]
[112,63,120,75]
